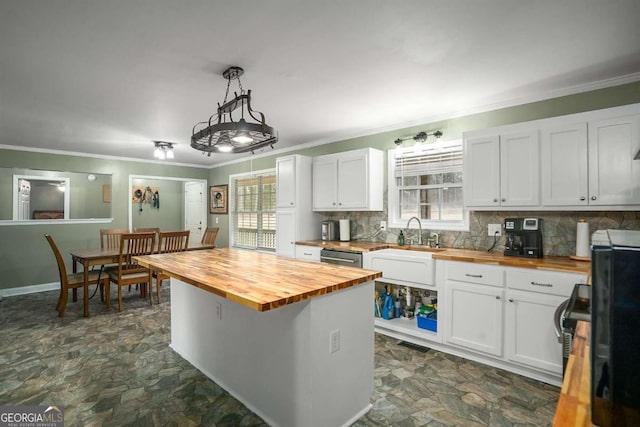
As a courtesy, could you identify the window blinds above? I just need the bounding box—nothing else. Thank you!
[230,172,276,251]
[394,143,463,177]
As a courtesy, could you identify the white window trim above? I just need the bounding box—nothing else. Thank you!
[229,168,276,250]
[387,141,469,232]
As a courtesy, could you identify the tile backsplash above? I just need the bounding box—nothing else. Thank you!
[326,210,640,256]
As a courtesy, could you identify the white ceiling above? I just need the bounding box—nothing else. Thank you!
[2,0,640,168]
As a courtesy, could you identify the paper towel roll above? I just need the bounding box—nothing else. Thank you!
[339,219,350,241]
[576,219,590,258]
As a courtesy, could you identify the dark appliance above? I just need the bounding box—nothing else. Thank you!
[554,283,590,374]
[319,248,362,268]
[504,217,543,258]
[591,229,640,427]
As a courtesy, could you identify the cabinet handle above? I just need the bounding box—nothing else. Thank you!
[493,198,498,203]
[332,202,336,205]
[303,252,312,256]
[338,202,342,205]
[290,202,294,205]
[591,196,597,201]
[465,273,483,278]
[531,281,553,287]
[580,196,586,201]
[508,298,514,302]
[495,296,501,300]
[501,198,506,202]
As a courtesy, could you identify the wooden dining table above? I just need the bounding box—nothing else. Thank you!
[69,242,216,317]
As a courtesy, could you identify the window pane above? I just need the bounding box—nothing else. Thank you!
[402,176,418,186]
[421,204,439,220]
[443,172,463,184]
[442,187,463,221]
[421,174,442,185]
[421,188,440,204]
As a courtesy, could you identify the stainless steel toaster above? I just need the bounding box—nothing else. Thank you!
[321,220,339,241]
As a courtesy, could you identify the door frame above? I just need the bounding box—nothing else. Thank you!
[128,175,207,232]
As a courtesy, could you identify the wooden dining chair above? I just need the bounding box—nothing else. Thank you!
[134,227,160,240]
[153,230,190,303]
[201,227,219,245]
[100,228,129,249]
[107,232,155,311]
[45,234,110,317]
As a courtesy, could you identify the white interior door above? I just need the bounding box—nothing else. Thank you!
[185,181,205,244]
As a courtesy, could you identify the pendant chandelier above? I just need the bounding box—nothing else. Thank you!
[191,66,278,157]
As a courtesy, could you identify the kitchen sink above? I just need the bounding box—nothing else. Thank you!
[365,248,436,287]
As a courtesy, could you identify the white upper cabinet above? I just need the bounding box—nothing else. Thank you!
[465,103,640,211]
[312,148,383,211]
[276,155,297,208]
[588,115,640,205]
[541,122,589,206]
[464,131,539,208]
[464,135,500,207]
[500,130,540,207]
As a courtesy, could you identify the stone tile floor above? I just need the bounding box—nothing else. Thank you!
[0,286,560,426]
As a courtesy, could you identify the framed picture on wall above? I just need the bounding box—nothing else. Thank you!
[209,184,228,214]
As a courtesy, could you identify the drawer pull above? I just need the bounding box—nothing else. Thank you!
[495,296,501,300]
[465,273,483,278]
[303,252,312,256]
[531,281,553,287]
[508,298,514,302]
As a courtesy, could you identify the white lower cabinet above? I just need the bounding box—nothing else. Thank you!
[444,281,504,357]
[504,289,566,373]
[371,257,587,385]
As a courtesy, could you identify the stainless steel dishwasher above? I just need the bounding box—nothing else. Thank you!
[320,248,363,268]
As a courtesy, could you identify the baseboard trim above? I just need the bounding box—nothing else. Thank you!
[0,282,58,297]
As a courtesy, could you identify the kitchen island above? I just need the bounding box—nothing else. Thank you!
[135,248,382,427]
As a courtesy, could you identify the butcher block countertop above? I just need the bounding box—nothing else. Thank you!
[553,321,593,426]
[134,248,381,312]
[296,240,591,274]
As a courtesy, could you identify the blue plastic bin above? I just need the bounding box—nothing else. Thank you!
[417,315,437,332]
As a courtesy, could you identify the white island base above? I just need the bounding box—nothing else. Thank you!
[170,278,375,427]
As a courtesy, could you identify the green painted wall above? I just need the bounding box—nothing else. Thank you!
[210,81,640,248]
[0,150,207,291]
[131,178,184,231]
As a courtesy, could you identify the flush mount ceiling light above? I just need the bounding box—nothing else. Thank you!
[394,130,443,148]
[191,66,278,157]
[153,141,175,160]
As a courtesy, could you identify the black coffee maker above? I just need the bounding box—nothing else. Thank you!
[504,217,543,258]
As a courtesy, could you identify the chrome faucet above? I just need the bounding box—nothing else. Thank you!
[406,216,423,245]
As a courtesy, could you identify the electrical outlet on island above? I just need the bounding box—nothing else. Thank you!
[380,221,386,231]
[330,329,340,353]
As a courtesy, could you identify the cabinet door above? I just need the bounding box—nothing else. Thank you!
[504,290,565,374]
[500,130,540,207]
[588,115,640,205]
[275,210,296,258]
[464,135,501,207]
[337,152,368,209]
[444,281,504,356]
[312,156,338,210]
[276,156,296,208]
[541,122,589,206]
